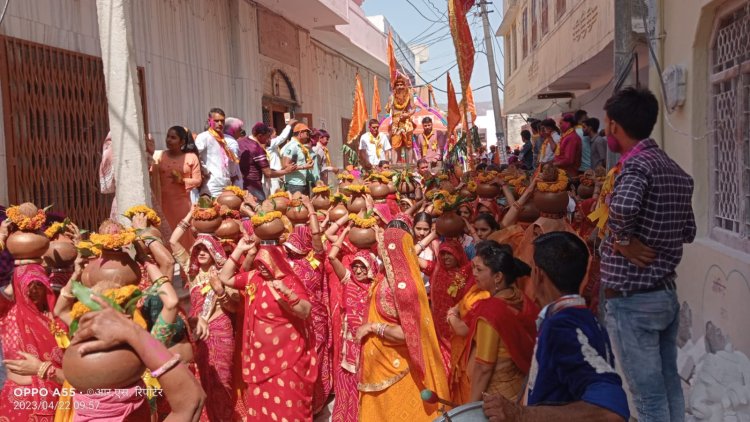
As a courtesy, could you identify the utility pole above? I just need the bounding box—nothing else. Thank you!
[478,0,506,164]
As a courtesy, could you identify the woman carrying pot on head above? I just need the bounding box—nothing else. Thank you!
[217,238,318,421]
[169,209,243,421]
[328,226,379,422]
[456,240,538,403]
[0,220,67,421]
[357,216,449,421]
[411,212,439,293]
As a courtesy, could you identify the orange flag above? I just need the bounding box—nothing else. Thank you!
[347,73,368,144]
[372,75,382,119]
[448,0,475,95]
[446,74,460,151]
[387,31,398,88]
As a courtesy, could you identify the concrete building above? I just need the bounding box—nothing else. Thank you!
[496,0,648,121]
[652,1,750,418]
[0,0,390,228]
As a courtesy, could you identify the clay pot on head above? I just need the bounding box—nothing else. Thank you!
[348,227,376,249]
[369,182,390,200]
[192,217,222,234]
[311,192,330,211]
[346,195,367,214]
[43,235,77,269]
[254,218,286,241]
[476,183,501,199]
[387,183,397,194]
[329,203,348,221]
[286,205,310,225]
[338,181,352,191]
[6,231,50,260]
[82,249,142,288]
[459,188,477,202]
[216,190,243,211]
[63,343,145,391]
[398,181,416,195]
[268,197,290,214]
[518,202,541,223]
[577,183,595,199]
[435,211,466,238]
[215,218,241,241]
[533,191,570,215]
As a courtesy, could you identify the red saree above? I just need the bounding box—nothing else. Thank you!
[185,235,242,422]
[236,246,318,421]
[285,226,332,414]
[429,240,476,375]
[0,264,64,421]
[331,251,377,422]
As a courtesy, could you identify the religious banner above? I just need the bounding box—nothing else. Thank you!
[372,75,382,119]
[347,73,368,143]
[448,0,475,95]
[446,73,460,151]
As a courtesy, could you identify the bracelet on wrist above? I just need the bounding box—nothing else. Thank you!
[151,354,181,378]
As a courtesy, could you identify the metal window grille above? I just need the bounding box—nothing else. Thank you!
[710,3,750,242]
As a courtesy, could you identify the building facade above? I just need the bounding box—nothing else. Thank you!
[0,0,390,228]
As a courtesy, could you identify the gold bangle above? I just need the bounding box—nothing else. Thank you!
[37,362,52,379]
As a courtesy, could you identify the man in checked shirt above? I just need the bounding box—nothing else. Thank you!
[600,87,696,422]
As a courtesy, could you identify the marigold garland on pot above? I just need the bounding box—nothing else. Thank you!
[69,284,140,320]
[336,173,354,181]
[270,191,291,200]
[466,181,477,192]
[251,211,283,226]
[192,204,220,221]
[349,213,378,228]
[5,206,46,231]
[89,229,137,250]
[366,173,391,184]
[475,171,499,184]
[329,193,349,204]
[312,185,330,194]
[224,185,247,198]
[44,222,67,239]
[123,204,161,226]
[344,184,369,194]
[76,240,102,257]
[537,169,569,193]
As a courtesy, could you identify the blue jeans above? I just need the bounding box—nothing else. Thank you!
[605,289,683,422]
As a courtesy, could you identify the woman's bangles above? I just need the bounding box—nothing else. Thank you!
[373,322,390,338]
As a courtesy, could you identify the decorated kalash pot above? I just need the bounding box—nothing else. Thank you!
[191,196,222,234]
[80,220,141,288]
[4,202,50,262]
[328,193,350,221]
[123,204,163,242]
[533,163,570,217]
[344,184,369,214]
[459,180,478,202]
[64,221,154,391]
[43,218,78,293]
[251,210,286,245]
[366,173,391,202]
[216,185,245,211]
[336,172,355,191]
[216,206,242,255]
[474,170,502,199]
[431,190,473,238]
[286,193,311,226]
[393,169,417,198]
[347,212,378,249]
[311,183,332,211]
[267,190,292,214]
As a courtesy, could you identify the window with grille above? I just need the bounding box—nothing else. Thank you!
[531,0,538,48]
[522,8,528,59]
[541,0,549,35]
[710,3,750,249]
[556,0,566,21]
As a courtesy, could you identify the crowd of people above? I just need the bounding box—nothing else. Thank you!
[0,86,695,422]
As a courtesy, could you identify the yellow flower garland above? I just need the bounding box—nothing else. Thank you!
[475,171,499,184]
[5,206,46,231]
[76,240,102,257]
[349,213,378,228]
[329,193,349,204]
[224,185,247,198]
[270,191,291,200]
[89,229,137,250]
[336,173,354,181]
[70,285,140,320]
[123,205,161,227]
[345,184,370,194]
[44,222,66,239]
[312,185,330,194]
[537,169,569,193]
[466,181,477,192]
[251,211,282,226]
[367,173,391,184]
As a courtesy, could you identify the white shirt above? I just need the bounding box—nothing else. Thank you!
[195,131,241,197]
[263,125,292,196]
[358,132,391,166]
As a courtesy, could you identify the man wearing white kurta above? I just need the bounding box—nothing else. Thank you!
[358,119,391,170]
[263,119,295,196]
[195,107,242,197]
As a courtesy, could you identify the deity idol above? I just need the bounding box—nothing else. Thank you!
[385,73,416,163]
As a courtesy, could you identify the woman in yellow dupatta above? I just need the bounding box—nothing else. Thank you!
[356,216,449,421]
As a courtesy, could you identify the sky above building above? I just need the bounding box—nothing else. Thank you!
[362,0,505,105]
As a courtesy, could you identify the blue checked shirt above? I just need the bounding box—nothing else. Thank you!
[601,139,696,292]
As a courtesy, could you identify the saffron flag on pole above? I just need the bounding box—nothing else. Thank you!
[446,73,460,151]
[387,31,398,88]
[347,73,368,143]
[448,0,475,95]
[372,75,382,119]
[459,84,477,131]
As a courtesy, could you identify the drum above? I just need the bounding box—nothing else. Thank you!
[433,401,488,421]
